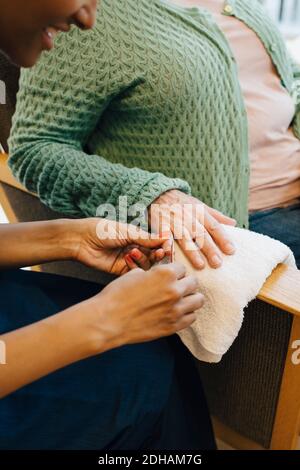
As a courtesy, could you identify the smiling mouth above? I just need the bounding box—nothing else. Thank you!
[41,24,71,50]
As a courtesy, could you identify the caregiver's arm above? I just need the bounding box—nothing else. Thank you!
[0,220,78,270]
[0,263,203,398]
[0,218,167,273]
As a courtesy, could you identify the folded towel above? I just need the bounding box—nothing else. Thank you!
[175,225,296,363]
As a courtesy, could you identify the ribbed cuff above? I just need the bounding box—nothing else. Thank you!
[131,173,191,209]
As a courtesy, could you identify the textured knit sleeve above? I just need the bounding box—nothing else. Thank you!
[8,28,191,218]
[291,59,300,139]
[292,60,300,80]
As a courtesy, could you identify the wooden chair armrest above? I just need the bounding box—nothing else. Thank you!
[0,152,35,195]
[258,264,300,317]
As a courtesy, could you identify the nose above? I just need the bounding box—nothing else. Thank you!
[74,0,98,30]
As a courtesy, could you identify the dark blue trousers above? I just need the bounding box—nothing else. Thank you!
[0,269,215,450]
[249,202,300,269]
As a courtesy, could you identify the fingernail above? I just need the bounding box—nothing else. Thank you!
[226,217,237,226]
[165,247,172,257]
[225,243,235,254]
[131,249,142,260]
[125,254,134,264]
[196,258,205,269]
[212,255,222,267]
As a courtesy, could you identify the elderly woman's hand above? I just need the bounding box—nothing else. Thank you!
[149,190,237,269]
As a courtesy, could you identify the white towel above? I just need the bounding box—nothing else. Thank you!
[174,225,296,363]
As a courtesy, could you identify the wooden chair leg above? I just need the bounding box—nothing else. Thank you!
[271,315,300,450]
[212,417,264,450]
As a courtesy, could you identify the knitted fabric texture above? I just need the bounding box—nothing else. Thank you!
[8,0,300,227]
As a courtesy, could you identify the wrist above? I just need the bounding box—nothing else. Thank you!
[66,217,100,263]
[52,298,116,361]
[82,294,126,355]
[150,189,180,208]
[51,218,84,261]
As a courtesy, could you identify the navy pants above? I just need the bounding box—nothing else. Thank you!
[249,202,300,269]
[0,269,215,450]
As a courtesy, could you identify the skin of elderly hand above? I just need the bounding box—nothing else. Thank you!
[148,189,237,269]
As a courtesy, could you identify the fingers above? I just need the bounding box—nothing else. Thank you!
[124,253,140,270]
[125,246,169,271]
[176,292,204,316]
[205,205,237,226]
[177,227,206,269]
[203,212,236,256]
[150,248,165,263]
[195,230,223,268]
[125,223,171,249]
[155,261,187,280]
[176,312,197,331]
[176,275,200,297]
[148,196,236,270]
[172,292,205,332]
[161,236,174,257]
[129,247,167,268]
[148,206,174,252]
[128,248,152,270]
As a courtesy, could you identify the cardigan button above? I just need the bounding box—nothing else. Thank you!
[270,44,277,52]
[224,4,233,14]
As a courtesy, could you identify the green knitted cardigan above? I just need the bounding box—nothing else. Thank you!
[8,0,300,228]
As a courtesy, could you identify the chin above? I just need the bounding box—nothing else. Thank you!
[5,42,41,68]
[19,56,40,68]
[16,51,41,68]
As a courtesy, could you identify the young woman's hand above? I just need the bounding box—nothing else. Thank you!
[149,189,237,270]
[72,218,168,275]
[83,262,204,352]
[0,260,204,398]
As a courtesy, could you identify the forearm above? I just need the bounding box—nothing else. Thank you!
[8,43,190,219]
[8,141,190,219]
[0,300,109,398]
[0,219,79,269]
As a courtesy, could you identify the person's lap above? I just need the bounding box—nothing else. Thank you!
[2,202,298,449]
[0,269,215,450]
[249,202,300,268]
